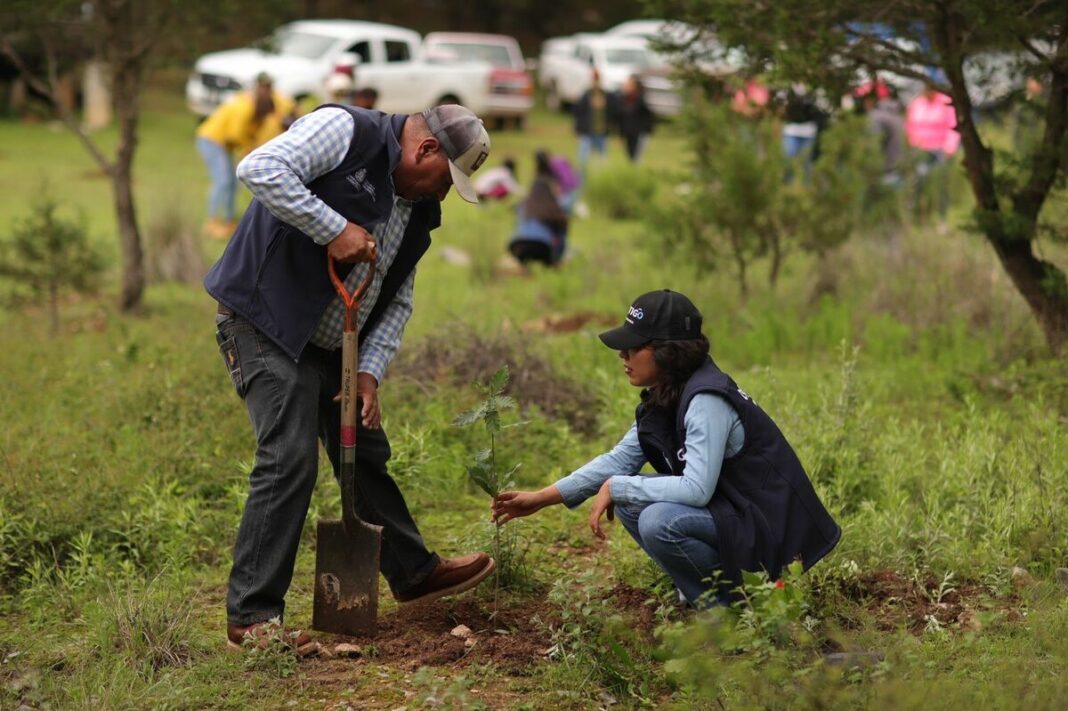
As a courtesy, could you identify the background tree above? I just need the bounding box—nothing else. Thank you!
[649,0,1068,352]
[0,0,284,313]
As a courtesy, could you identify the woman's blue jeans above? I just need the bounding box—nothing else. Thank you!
[196,136,236,221]
[614,501,729,608]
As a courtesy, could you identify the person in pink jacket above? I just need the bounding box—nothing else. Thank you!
[906,85,960,223]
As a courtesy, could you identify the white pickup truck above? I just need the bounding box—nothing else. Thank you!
[186,20,496,117]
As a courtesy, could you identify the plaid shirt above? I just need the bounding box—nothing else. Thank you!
[236,107,415,383]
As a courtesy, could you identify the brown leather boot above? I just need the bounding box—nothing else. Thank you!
[226,618,319,657]
[395,553,496,605]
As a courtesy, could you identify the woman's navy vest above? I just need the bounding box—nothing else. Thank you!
[635,359,840,590]
[204,105,440,361]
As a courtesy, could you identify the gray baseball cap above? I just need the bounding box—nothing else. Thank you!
[422,105,491,203]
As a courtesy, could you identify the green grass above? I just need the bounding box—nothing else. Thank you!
[1,81,1067,709]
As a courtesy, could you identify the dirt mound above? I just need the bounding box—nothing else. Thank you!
[603,583,662,641]
[392,327,601,435]
[846,570,1016,634]
[319,597,553,673]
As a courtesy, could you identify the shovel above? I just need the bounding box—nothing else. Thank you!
[312,256,383,637]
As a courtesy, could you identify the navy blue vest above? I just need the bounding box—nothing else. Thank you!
[635,359,841,591]
[204,105,440,360]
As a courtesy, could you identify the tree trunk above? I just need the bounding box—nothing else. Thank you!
[935,11,1068,352]
[113,163,144,312]
[49,279,59,337]
[730,231,749,300]
[111,70,144,312]
[766,228,782,289]
[988,237,1068,352]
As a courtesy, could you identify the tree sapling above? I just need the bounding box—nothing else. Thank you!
[454,365,520,614]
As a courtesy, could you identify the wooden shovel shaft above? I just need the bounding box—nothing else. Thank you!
[339,327,358,530]
[328,257,376,530]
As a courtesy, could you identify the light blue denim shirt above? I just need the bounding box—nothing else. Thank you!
[554,393,745,508]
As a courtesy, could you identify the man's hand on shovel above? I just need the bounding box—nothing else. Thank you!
[333,372,381,429]
[327,222,377,263]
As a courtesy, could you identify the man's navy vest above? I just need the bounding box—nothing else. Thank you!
[204,105,440,360]
[635,359,841,591]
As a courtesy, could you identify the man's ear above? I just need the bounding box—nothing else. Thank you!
[417,136,441,161]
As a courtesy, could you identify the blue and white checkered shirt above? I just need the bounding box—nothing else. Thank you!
[235,107,415,383]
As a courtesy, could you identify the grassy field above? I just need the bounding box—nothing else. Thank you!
[0,80,1066,710]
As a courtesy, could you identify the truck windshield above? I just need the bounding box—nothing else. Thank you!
[433,42,514,67]
[269,29,337,59]
[604,48,652,67]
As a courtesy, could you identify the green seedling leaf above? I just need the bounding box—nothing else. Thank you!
[467,448,497,496]
[488,366,510,395]
[453,402,489,427]
[489,394,516,412]
[501,462,521,491]
[467,463,496,497]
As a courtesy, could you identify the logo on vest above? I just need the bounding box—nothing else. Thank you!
[626,306,644,323]
[346,168,377,200]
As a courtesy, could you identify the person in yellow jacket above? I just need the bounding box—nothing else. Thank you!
[196,73,297,238]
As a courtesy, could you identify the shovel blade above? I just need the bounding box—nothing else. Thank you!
[312,518,383,636]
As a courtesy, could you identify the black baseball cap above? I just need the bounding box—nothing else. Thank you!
[599,290,703,350]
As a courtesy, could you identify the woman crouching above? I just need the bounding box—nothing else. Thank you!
[492,290,841,607]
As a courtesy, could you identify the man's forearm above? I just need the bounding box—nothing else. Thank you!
[234,107,356,245]
[357,270,415,382]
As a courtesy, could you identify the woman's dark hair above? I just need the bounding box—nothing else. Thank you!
[534,149,554,179]
[645,335,711,410]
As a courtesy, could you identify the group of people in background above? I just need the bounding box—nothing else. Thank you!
[573,69,655,173]
[195,64,988,266]
[727,71,965,225]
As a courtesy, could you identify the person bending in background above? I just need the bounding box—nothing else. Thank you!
[195,73,297,239]
[507,150,570,268]
[474,157,520,201]
[492,290,840,608]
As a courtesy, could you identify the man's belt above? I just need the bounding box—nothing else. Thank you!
[217,302,234,317]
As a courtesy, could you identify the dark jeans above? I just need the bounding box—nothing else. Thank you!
[216,315,439,626]
[509,239,554,266]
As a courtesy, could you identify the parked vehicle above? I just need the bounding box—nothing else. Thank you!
[422,32,533,130]
[186,20,495,117]
[537,34,659,111]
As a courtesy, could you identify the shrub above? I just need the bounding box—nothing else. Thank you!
[584,163,660,220]
[0,188,106,334]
